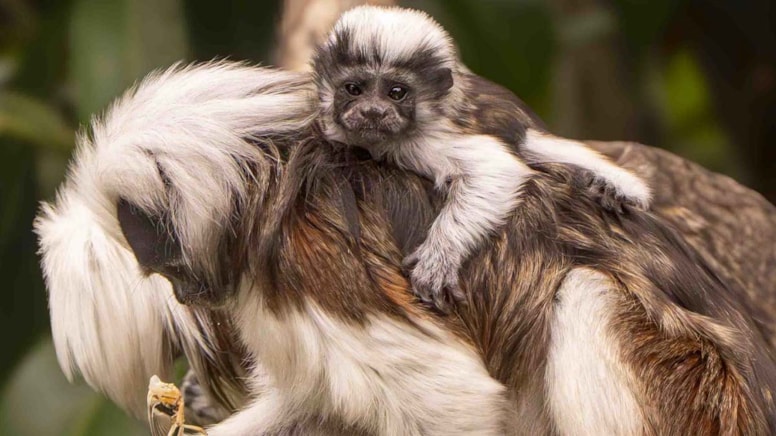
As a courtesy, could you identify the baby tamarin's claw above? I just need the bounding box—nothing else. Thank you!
[403,251,465,314]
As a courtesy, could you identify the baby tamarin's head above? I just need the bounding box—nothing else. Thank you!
[312,6,462,149]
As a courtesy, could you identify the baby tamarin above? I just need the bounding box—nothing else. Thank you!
[312,6,651,311]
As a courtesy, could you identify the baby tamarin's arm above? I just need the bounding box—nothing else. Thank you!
[401,134,534,311]
[405,128,650,310]
[462,74,651,211]
[521,130,651,211]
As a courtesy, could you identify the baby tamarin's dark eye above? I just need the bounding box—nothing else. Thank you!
[344,83,362,96]
[388,85,408,101]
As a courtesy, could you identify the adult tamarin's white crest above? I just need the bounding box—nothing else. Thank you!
[34,61,317,416]
[312,6,652,311]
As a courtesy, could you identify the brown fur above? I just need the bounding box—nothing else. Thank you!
[460,165,776,434]
[257,142,776,434]
[121,135,776,433]
[453,74,547,144]
[591,140,776,346]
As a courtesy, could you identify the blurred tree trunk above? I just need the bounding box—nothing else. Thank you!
[275,0,395,71]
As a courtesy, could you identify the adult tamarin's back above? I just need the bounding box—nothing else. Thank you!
[453,74,547,146]
[333,146,776,435]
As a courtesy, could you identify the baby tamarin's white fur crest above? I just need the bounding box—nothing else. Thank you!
[329,6,457,70]
[34,62,317,416]
[314,5,652,308]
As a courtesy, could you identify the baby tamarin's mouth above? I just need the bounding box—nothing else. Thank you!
[340,119,401,143]
[348,127,391,145]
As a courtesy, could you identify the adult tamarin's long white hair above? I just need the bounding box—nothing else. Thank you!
[34,62,317,416]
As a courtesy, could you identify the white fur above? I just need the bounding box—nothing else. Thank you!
[206,291,508,436]
[36,191,174,417]
[35,187,229,417]
[385,126,534,294]
[35,62,318,417]
[87,62,316,277]
[546,268,644,436]
[524,129,652,208]
[330,6,457,70]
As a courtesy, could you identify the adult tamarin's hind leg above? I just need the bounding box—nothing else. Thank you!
[546,268,772,436]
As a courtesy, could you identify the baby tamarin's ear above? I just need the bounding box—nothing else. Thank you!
[433,68,454,94]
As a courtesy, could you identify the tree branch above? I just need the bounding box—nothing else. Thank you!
[274,0,396,71]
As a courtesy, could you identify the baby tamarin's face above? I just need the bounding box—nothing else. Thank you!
[327,68,417,146]
[313,6,460,150]
[316,60,455,149]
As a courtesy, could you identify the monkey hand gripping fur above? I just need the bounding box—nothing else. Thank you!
[312,6,652,312]
[36,61,776,435]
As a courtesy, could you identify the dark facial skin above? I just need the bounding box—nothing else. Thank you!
[117,198,236,307]
[333,75,416,146]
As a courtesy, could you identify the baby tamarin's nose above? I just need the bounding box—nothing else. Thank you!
[359,104,388,121]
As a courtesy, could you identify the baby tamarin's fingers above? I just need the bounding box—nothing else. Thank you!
[584,173,649,214]
[404,254,465,314]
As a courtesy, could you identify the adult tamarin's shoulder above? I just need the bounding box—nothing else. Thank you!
[454,73,547,144]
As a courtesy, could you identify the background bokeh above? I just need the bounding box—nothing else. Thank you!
[1,0,774,434]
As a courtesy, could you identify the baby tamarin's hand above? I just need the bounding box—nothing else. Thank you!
[581,170,651,214]
[403,246,465,314]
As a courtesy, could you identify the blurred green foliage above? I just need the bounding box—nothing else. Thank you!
[1,0,773,435]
